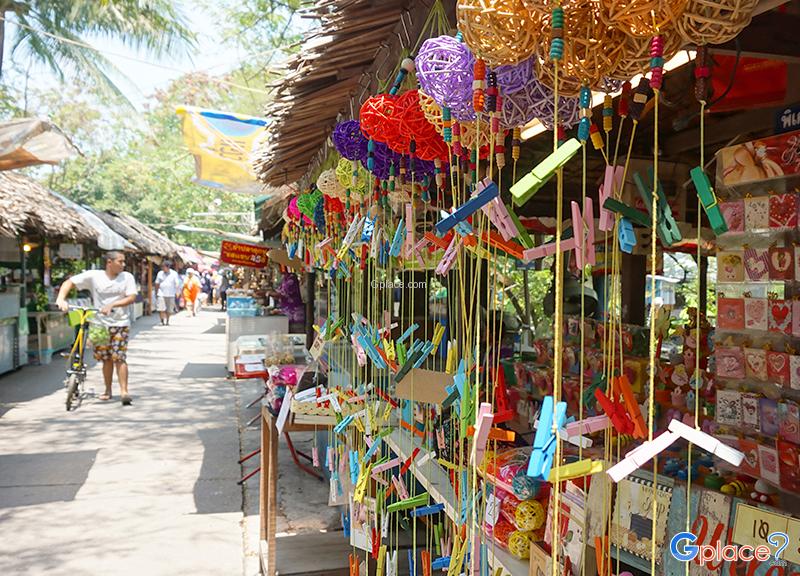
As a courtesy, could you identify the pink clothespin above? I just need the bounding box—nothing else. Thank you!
[599,165,623,231]
[482,196,517,240]
[435,236,461,275]
[521,238,576,262]
[564,414,610,437]
[470,402,494,466]
[372,457,401,475]
[571,201,584,270]
[584,196,596,265]
[391,475,409,499]
[404,203,414,259]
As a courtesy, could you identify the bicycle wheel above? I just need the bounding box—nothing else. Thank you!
[65,374,80,411]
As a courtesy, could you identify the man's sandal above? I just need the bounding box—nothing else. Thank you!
[121,395,133,406]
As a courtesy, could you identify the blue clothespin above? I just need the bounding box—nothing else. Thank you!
[435,183,499,236]
[288,242,297,259]
[618,217,637,254]
[349,450,360,485]
[413,341,435,368]
[527,396,567,480]
[334,414,354,435]
[398,323,418,344]
[361,216,375,243]
[358,335,387,369]
[409,503,445,517]
[342,510,350,538]
[431,557,450,570]
[363,437,382,463]
[390,218,406,257]
[408,550,415,576]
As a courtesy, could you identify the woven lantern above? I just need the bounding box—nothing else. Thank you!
[596,0,689,37]
[534,0,628,92]
[495,58,534,95]
[419,90,444,134]
[457,0,542,67]
[608,30,683,80]
[316,168,345,199]
[675,0,757,45]
[332,120,368,161]
[416,35,476,119]
[335,158,369,199]
[359,94,403,144]
[458,120,493,151]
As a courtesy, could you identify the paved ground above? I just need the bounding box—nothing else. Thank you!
[0,309,340,576]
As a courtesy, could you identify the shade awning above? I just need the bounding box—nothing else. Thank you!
[0,118,79,170]
[49,191,134,251]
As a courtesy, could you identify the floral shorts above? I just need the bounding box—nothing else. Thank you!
[93,326,130,363]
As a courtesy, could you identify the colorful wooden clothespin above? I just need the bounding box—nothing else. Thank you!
[435,181,498,236]
[547,458,605,482]
[390,218,406,257]
[690,166,728,235]
[435,235,461,276]
[618,217,636,253]
[607,429,679,482]
[470,402,494,466]
[603,197,650,228]
[521,237,576,262]
[633,170,682,247]
[599,165,623,231]
[511,138,581,206]
[386,492,429,513]
[527,396,567,480]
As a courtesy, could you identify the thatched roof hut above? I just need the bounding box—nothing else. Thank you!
[0,171,96,241]
[94,210,180,257]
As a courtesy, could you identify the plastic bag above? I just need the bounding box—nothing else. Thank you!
[88,324,110,346]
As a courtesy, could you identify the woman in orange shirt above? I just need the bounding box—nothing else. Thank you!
[182,268,202,316]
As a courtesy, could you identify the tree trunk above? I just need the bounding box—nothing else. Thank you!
[0,16,5,79]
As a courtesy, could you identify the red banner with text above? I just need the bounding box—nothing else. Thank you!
[219,240,268,268]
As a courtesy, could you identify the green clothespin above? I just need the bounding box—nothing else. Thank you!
[386,492,429,513]
[602,197,650,228]
[506,205,534,248]
[511,138,581,206]
[690,166,728,235]
[633,171,681,247]
[647,167,682,245]
[584,373,606,408]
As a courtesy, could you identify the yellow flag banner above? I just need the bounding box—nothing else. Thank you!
[175,106,267,194]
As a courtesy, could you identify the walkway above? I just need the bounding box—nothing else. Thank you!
[0,311,245,575]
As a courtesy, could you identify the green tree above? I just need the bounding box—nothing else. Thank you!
[0,0,194,99]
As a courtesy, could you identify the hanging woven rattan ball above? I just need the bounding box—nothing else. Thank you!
[416,35,476,118]
[418,90,445,135]
[535,0,628,90]
[608,30,683,80]
[675,0,758,46]
[335,158,369,199]
[316,168,345,199]
[457,0,542,67]
[596,0,689,37]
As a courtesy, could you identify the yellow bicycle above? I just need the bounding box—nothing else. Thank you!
[62,305,98,411]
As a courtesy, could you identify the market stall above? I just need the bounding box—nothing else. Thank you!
[249,0,800,575]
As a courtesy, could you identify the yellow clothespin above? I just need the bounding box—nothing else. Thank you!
[354,462,373,503]
[547,459,606,483]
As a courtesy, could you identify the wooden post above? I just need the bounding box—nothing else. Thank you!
[146,258,153,316]
[621,253,646,325]
[259,407,278,576]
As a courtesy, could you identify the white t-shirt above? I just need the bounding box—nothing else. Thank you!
[71,269,138,327]
[155,269,180,297]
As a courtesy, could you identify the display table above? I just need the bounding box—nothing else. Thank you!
[27,311,74,365]
[225,315,289,372]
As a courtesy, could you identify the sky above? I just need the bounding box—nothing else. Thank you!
[3,1,270,112]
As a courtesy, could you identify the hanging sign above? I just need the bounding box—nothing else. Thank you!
[776,103,800,135]
[58,243,83,260]
[219,240,268,268]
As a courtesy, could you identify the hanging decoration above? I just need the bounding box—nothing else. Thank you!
[331,119,369,161]
[675,0,758,45]
[456,0,541,66]
[415,35,476,120]
[495,57,534,95]
[597,0,689,37]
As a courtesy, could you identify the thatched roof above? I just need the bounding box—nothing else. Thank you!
[0,171,96,241]
[94,209,180,256]
[252,0,437,187]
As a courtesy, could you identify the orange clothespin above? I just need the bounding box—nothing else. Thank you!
[615,373,647,439]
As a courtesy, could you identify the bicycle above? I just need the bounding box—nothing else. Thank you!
[59,305,98,411]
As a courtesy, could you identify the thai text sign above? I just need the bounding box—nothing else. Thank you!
[220,240,268,268]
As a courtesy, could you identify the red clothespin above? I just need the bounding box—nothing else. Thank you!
[376,388,399,408]
[484,230,525,259]
[615,373,647,439]
[400,447,421,475]
[493,365,515,424]
[593,388,633,435]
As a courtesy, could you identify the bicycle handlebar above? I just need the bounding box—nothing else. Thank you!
[48,304,100,313]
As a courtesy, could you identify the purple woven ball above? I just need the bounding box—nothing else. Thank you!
[599,77,624,94]
[501,71,581,130]
[495,58,533,95]
[416,36,475,119]
[536,95,581,131]
[332,120,368,161]
[362,141,401,180]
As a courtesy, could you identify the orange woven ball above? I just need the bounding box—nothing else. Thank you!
[596,0,689,37]
[457,0,541,67]
[675,0,758,46]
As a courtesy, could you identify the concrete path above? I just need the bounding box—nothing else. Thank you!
[0,310,245,576]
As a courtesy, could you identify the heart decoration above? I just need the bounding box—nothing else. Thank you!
[767,350,790,385]
[768,246,794,280]
[720,199,744,232]
[296,189,323,219]
[743,248,769,281]
[745,196,770,230]
[769,299,792,335]
[715,346,745,379]
[758,444,779,483]
[745,298,768,331]
[769,193,798,229]
[744,348,767,381]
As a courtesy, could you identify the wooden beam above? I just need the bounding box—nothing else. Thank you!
[661,106,775,156]
[712,12,800,63]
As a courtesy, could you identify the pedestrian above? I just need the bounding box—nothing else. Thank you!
[154,260,180,325]
[55,251,137,406]
[182,268,202,316]
[219,270,229,311]
[201,271,213,307]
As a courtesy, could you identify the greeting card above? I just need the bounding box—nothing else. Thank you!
[717,297,745,331]
[745,195,770,230]
[717,251,744,283]
[715,347,745,379]
[759,398,779,437]
[757,443,780,484]
[791,355,800,391]
[744,348,767,382]
[741,393,761,432]
[768,245,794,280]
[778,401,800,444]
[720,199,744,232]
[716,389,742,426]
[769,192,798,228]
[745,298,768,331]
[743,248,770,282]
[793,301,800,337]
[768,299,792,335]
[766,350,790,385]
[776,440,800,493]
[737,437,761,477]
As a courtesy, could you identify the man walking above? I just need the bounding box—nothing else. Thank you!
[56,251,137,406]
[155,260,180,325]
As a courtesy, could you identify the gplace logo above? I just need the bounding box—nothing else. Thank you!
[670,531,790,565]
